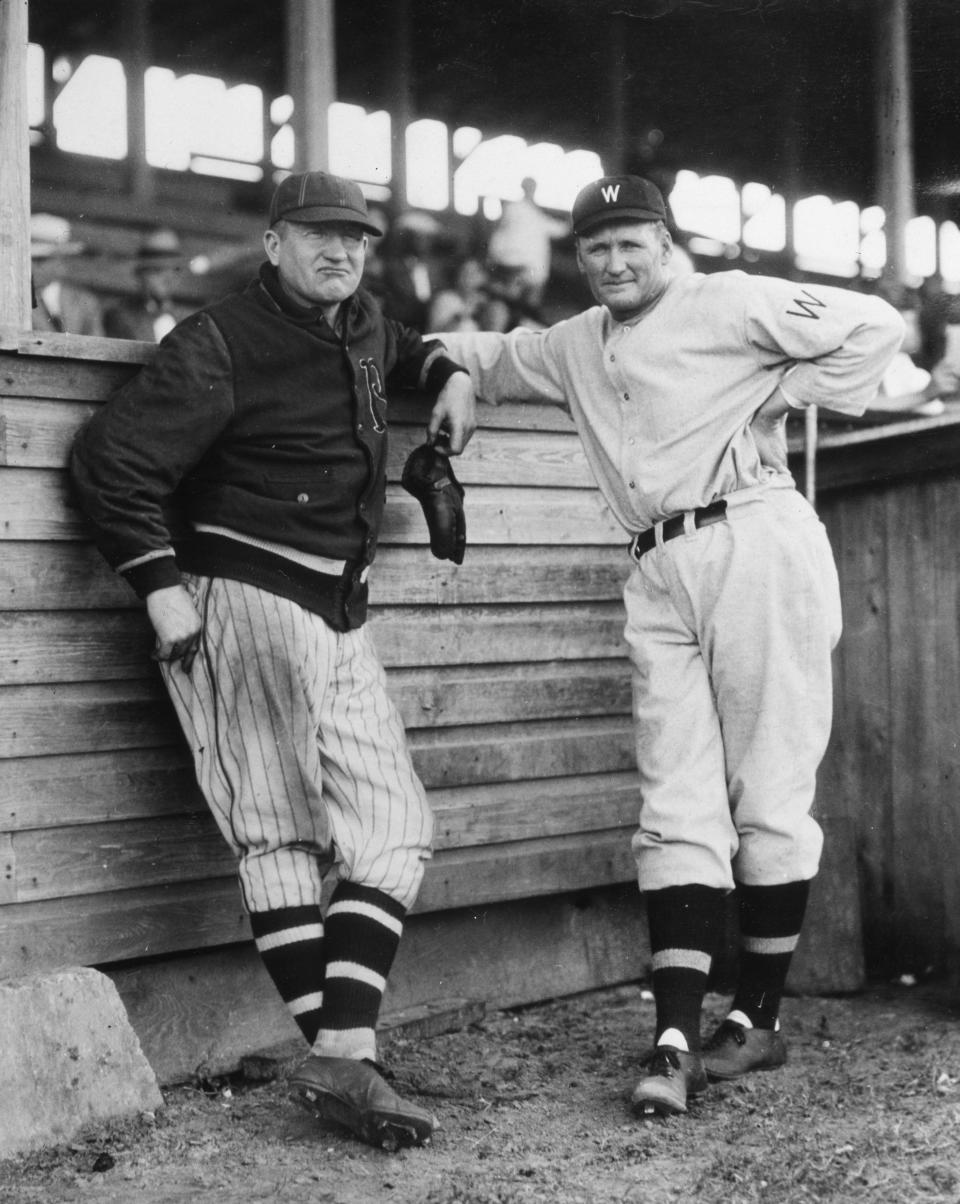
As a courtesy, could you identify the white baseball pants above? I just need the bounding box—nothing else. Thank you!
[161,575,433,913]
[624,482,842,892]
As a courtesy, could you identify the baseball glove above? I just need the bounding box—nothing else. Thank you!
[401,442,466,564]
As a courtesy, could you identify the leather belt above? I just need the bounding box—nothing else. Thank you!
[629,499,728,563]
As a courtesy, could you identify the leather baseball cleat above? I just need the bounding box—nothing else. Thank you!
[290,1055,437,1150]
[703,1019,787,1081]
[631,1046,708,1117]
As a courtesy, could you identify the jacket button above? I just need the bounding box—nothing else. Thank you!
[296,492,309,504]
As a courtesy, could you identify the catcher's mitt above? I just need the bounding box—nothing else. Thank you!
[401,442,466,564]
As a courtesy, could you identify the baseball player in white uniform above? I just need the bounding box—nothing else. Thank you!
[71,170,476,1149]
[437,175,904,1117]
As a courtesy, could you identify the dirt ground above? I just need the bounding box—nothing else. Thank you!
[3,979,960,1204]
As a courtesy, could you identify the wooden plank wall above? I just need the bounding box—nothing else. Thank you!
[6,330,954,1077]
[0,331,654,1078]
[817,463,960,982]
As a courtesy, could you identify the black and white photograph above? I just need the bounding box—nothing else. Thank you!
[1,2,960,1200]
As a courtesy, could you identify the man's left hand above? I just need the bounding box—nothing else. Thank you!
[428,372,477,454]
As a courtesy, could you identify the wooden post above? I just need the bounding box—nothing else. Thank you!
[0,0,31,330]
[285,0,335,172]
[389,0,413,211]
[121,0,153,204]
[777,46,805,280]
[875,0,915,288]
[605,10,627,175]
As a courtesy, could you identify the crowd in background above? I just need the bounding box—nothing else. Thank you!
[27,183,960,417]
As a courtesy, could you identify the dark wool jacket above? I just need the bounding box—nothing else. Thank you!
[70,264,466,630]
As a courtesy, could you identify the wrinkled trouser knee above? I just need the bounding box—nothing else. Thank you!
[161,575,433,912]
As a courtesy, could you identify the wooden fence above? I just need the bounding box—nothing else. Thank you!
[812,413,960,981]
[2,327,957,1082]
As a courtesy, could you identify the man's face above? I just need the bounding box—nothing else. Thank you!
[139,267,178,304]
[575,219,673,321]
[264,220,367,311]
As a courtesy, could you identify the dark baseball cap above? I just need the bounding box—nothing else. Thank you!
[269,170,383,235]
[571,175,666,236]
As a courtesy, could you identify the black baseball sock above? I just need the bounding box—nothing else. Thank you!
[730,879,811,1029]
[249,904,326,1044]
[313,881,407,1062]
[645,884,726,1053]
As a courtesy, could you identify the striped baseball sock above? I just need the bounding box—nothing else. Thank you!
[645,884,726,1053]
[312,882,407,1063]
[729,879,811,1030]
[249,905,326,1044]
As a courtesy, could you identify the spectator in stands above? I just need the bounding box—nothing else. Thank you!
[427,254,549,335]
[873,281,946,414]
[378,211,443,330]
[427,288,480,333]
[486,176,568,311]
[104,227,193,343]
[915,276,960,403]
[360,205,391,307]
[30,213,104,336]
[426,257,490,333]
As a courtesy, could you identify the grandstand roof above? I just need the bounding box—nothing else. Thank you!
[26,0,960,213]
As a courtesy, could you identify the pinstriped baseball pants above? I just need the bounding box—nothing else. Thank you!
[160,575,433,914]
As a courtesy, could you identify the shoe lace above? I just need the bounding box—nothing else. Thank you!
[705,1020,748,1051]
[640,1046,682,1075]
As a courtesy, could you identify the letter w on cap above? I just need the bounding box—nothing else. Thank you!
[601,185,621,203]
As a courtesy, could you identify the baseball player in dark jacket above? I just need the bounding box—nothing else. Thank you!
[71,170,476,1149]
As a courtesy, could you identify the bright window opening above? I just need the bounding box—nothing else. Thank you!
[529,145,603,213]
[454,134,527,218]
[271,124,295,170]
[859,206,886,276]
[454,134,601,218]
[27,43,45,129]
[329,103,391,185]
[406,119,449,210]
[906,215,936,279]
[940,222,960,285]
[669,171,741,244]
[794,196,860,277]
[741,183,786,253]
[53,54,127,159]
[145,69,263,175]
[453,126,483,161]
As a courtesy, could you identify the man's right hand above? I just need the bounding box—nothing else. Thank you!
[146,584,202,672]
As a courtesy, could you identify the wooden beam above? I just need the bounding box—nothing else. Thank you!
[285,0,335,172]
[120,0,152,204]
[0,472,627,544]
[605,10,627,175]
[874,0,915,289]
[388,0,413,210]
[0,0,31,329]
[0,607,630,681]
[0,541,629,611]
